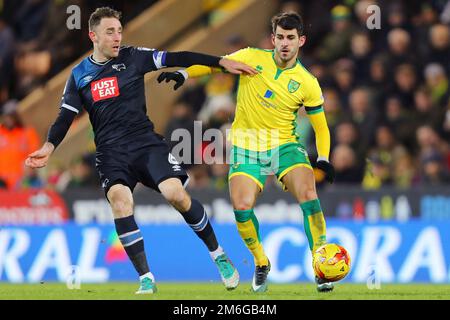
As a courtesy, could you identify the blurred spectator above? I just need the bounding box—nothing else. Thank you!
[354,0,377,28]
[316,5,356,63]
[419,150,450,185]
[331,144,364,184]
[373,124,408,160]
[353,0,385,50]
[186,164,211,190]
[64,154,98,189]
[348,87,377,152]
[411,86,445,135]
[423,63,449,107]
[416,125,450,164]
[385,28,417,70]
[165,102,195,145]
[385,2,411,30]
[209,163,229,191]
[334,121,365,168]
[165,102,196,167]
[349,31,373,85]
[0,100,40,189]
[383,95,415,150]
[392,152,418,189]
[362,125,410,189]
[413,4,440,62]
[308,62,329,84]
[332,59,355,108]
[322,87,345,138]
[425,24,450,74]
[362,153,393,190]
[46,162,70,192]
[390,63,418,108]
[19,166,44,189]
[177,77,207,115]
[198,91,235,127]
[368,54,392,104]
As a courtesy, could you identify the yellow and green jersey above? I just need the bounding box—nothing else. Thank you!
[186,47,330,159]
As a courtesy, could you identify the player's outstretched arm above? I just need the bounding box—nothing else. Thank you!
[164,51,257,74]
[157,48,257,90]
[157,57,258,90]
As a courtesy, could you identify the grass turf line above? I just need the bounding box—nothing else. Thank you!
[1,283,450,300]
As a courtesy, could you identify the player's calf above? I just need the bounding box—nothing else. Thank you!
[114,215,153,289]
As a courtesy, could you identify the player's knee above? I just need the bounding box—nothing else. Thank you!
[232,196,255,211]
[162,185,189,208]
[107,185,134,218]
[110,198,134,217]
[298,188,318,202]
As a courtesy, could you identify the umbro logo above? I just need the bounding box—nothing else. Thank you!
[102,178,109,188]
[112,63,126,71]
[168,153,181,171]
[81,76,93,85]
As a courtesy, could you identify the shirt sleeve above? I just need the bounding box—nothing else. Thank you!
[303,77,324,107]
[61,73,83,114]
[307,111,330,161]
[130,46,167,74]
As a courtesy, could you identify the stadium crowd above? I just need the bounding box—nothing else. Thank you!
[0,0,449,192]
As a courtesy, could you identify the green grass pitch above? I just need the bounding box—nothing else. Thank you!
[1,282,449,300]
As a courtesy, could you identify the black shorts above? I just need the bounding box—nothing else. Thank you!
[95,136,189,197]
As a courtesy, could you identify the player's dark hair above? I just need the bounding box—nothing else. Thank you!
[89,7,122,31]
[271,12,304,36]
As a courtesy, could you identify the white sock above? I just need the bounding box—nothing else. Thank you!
[209,246,224,260]
[139,272,155,282]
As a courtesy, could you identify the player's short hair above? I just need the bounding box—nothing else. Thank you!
[271,12,304,36]
[89,7,122,31]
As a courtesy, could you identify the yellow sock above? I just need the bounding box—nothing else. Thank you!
[300,199,327,252]
[234,209,269,266]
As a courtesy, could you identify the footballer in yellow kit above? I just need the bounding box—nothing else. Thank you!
[158,12,336,293]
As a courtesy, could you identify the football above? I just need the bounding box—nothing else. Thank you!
[313,243,351,282]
